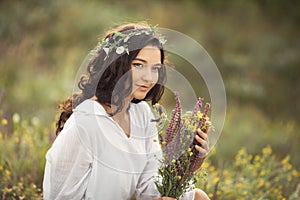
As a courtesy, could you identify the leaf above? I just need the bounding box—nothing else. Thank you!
[124,36,130,42]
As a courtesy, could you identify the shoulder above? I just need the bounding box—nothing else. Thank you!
[53,113,94,148]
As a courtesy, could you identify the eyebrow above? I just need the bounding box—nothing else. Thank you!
[133,58,147,63]
[133,58,162,66]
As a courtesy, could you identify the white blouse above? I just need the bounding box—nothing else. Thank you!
[43,99,194,200]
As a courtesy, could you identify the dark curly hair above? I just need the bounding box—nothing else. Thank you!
[56,23,167,135]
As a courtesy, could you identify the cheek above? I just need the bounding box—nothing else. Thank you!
[153,73,159,82]
[154,72,161,84]
[131,70,138,82]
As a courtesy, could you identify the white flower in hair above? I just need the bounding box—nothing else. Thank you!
[94,25,166,60]
[103,47,110,55]
[116,46,125,54]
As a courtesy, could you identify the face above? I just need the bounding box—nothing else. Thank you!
[130,45,162,100]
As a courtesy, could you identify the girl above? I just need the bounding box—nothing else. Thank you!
[43,23,210,200]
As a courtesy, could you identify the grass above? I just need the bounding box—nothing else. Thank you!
[0,110,299,199]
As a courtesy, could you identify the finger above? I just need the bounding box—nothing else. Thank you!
[195,135,208,150]
[195,144,208,158]
[196,128,208,141]
[204,121,212,133]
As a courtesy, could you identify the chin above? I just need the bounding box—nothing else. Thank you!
[132,92,148,100]
[133,95,147,100]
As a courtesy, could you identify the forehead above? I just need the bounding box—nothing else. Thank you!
[134,46,161,63]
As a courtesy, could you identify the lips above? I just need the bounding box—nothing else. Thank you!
[136,84,151,92]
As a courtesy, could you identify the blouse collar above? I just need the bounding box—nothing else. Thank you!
[72,99,110,117]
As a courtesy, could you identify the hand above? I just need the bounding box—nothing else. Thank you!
[153,197,176,200]
[189,123,210,172]
[194,130,209,159]
[194,122,210,159]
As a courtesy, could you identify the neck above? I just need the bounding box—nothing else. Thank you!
[93,96,132,137]
[94,96,132,117]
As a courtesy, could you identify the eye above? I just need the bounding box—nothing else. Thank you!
[151,64,163,72]
[132,63,144,69]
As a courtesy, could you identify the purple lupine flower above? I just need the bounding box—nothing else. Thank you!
[204,102,210,115]
[165,92,182,144]
[173,122,184,159]
[154,92,212,198]
[190,97,203,122]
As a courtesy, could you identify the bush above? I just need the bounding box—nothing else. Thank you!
[1,112,300,199]
[197,146,300,200]
[0,113,52,199]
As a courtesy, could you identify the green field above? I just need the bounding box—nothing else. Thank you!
[1,0,299,199]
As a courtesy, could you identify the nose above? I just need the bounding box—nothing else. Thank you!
[141,67,153,82]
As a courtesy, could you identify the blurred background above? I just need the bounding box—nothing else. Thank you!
[0,0,299,199]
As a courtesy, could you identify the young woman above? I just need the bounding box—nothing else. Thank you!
[43,23,210,200]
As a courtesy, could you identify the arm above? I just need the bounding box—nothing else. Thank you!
[135,133,162,200]
[43,121,93,200]
[134,102,162,200]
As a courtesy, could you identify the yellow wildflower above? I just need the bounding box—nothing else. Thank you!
[201,162,209,168]
[260,169,266,176]
[197,112,203,119]
[177,176,182,180]
[1,118,8,125]
[255,162,261,168]
[208,166,215,172]
[172,159,176,163]
[5,169,10,176]
[281,155,290,165]
[254,155,260,161]
[292,169,298,177]
[210,147,216,155]
[236,183,243,189]
[187,148,191,152]
[287,175,292,182]
[212,177,219,184]
[284,163,292,171]
[262,145,272,155]
[225,179,231,185]
[161,141,167,145]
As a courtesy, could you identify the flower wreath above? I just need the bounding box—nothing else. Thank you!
[92,25,167,60]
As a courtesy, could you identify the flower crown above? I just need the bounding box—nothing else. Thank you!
[94,25,167,60]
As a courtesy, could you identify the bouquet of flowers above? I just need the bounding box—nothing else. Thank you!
[152,92,212,199]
